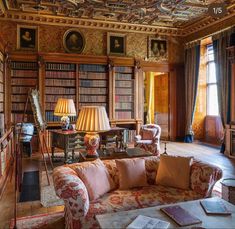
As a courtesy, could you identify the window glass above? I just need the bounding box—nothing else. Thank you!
[207,84,219,115]
[207,62,216,83]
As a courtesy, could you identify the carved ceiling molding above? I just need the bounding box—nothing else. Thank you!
[1,10,184,36]
[182,3,235,36]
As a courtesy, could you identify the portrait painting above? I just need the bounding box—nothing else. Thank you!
[17,25,38,50]
[107,33,126,55]
[148,38,168,60]
[63,29,85,54]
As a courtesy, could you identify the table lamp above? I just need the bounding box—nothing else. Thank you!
[76,106,110,157]
[54,98,76,130]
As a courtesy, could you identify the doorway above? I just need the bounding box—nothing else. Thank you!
[144,72,170,140]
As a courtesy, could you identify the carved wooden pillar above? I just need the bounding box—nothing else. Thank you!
[228,46,235,121]
[4,52,11,129]
[134,59,143,133]
[108,58,114,121]
[38,55,45,112]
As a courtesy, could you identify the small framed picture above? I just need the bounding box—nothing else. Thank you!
[148,38,168,60]
[107,33,126,55]
[63,29,85,54]
[17,25,38,51]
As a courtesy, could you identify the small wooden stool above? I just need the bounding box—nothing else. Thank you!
[221,178,235,205]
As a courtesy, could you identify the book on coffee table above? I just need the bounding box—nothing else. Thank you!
[161,205,202,226]
[200,199,232,215]
[126,215,170,229]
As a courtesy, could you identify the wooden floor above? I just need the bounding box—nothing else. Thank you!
[0,142,235,229]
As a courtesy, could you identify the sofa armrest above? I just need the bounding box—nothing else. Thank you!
[134,135,142,142]
[53,166,89,219]
[190,160,223,197]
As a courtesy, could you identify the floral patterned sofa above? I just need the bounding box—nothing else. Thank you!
[53,156,222,229]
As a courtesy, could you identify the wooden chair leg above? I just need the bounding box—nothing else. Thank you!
[39,134,50,185]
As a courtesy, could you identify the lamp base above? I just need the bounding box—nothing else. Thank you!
[61,116,70,130]
[84,133,100,157]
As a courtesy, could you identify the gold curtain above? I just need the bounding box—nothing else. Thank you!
[145,72,155,124]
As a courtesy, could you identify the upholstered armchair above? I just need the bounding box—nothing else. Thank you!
[134,124,161,156]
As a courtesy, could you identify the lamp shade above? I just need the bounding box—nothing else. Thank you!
[76,106,110,132]
[54,98,76,116]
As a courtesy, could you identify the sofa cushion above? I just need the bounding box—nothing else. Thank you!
[142,129,155,140]
[74,159,115,201]
[116,158,147,189]
[156,155,193,190]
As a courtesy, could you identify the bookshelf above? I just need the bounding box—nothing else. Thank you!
[10,61,38,124]
[79,64,108,111]
[45,63,77,123]
[0,52,4,136]
[115,66,134,120]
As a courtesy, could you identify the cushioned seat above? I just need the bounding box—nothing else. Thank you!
[53,156,223,229]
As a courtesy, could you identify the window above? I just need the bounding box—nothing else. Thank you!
[206,44,219,116]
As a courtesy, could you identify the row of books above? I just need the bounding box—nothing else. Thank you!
[45,87,76,95]
[0,93,4,101]
[0,84,3,92]
[11,113,34,124]
[116,88,133,94]
[79,95,107,102]
[45,95,76,103]
[12,87,31,94]
[11,78,37,86]
[80,87,107,95]
[79,102,107,107]
[115,66,133,73]
[116,73,133,81]
[115,102,133,109]
[12,103,27,111]
[115,111,133,119]
[11,62,38,70]
[80,80,107,87]
[0,61,3,72]
[45,79,76,87]
[46,71,75,79]
[11,70,38,78]
[45,111,77,122]
[0,103,3,112]
[79,64,106,72]
[0,74,3,84]
[46,63,76,71]
[115,95,133,102]
[11,94,27,102]
[79,71,107,80]
[115,81,133,88]
[123,129,136,143]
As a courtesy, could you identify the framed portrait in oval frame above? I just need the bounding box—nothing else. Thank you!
[63,29,85,54]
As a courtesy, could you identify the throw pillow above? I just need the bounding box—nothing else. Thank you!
[155,154,193,190]
[116,158,148,190]
[75,159,115,201]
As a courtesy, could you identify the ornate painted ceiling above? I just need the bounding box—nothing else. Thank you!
[1,0,235,36]
[3,0,234,27]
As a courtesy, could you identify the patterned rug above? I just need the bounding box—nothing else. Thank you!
[40,171,64,207]
[9,211,64,229]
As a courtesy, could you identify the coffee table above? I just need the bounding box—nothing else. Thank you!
[79,147,152,162]
[96,197,235,228]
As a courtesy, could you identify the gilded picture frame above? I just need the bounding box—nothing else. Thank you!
[148,37,168,60]
[17,25,38,51]
[63,29,85,54]
[107,32,126,56]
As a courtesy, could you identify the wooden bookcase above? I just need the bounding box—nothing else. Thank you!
[10,61,38,124]
[114,66,134,119]
[0,52,4,136]
[45,62,77,123]
[6,53,159,135]
[78,64,108,111]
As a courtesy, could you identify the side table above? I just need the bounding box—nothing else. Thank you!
[50,130,83,163]
[221,178,235,205]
